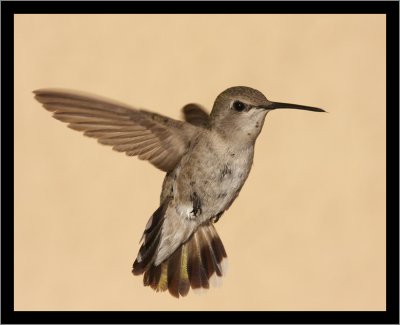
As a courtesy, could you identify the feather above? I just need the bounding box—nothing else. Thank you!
[167,246,182,298]
[132,206,227,297]
[181,103,210,128]
[34,88,200,172]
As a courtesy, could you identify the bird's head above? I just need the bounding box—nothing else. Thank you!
[210,86,325,143]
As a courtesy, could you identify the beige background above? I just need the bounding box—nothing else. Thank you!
[14,14,386,311]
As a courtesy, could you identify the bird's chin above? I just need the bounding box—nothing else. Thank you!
[253,107,270,120]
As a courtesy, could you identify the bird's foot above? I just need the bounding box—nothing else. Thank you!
[211,212,223,223]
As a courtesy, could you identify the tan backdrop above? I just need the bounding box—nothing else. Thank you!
[14,14,386,311]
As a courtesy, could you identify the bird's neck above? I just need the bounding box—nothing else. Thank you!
[210,112,269,147]
[208,125,257,152]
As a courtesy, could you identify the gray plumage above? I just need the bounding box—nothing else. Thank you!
[34,86,324,298]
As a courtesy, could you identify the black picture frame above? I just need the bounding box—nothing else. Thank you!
[2,1,398,324]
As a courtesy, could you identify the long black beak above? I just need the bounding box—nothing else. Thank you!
[258,101,326,113]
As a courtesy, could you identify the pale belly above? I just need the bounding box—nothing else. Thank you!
[169,140,255,223]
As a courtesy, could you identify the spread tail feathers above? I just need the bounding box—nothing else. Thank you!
[132,205,227,298]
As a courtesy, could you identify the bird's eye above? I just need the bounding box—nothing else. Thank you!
[232,101,246,112]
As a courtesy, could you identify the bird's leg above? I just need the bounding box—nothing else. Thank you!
[190,191,202,217]
[211,211,224,224]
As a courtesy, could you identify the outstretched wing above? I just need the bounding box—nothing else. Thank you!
[34,89,199,172]
[181,103,210,128]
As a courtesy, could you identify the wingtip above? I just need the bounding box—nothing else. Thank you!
[32,88,55,95]
[182,103,201,113]
[32,89,43,98]
[33,90,43,104]
[32,88,57,101]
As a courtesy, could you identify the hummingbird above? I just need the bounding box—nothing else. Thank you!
[34,86,325,298]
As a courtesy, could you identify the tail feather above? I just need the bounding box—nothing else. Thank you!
[132,202,167,275]
[167,245,183,297]
[157,263,169,292]
[178,244,191,296]
[198,226,221,277]
[208,224,227,266]
[132,213,227,298]
[187,232,209,290]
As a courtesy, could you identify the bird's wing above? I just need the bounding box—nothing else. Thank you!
[34,89,199,172]
[181,103,210,128]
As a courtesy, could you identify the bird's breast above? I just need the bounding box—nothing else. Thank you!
[173,140,254,222]
[211,148,253,211]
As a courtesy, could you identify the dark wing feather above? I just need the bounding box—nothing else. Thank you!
[34,89,199,172]
[181,103,210,128]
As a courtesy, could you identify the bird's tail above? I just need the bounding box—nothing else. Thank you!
[132,204,227,298]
